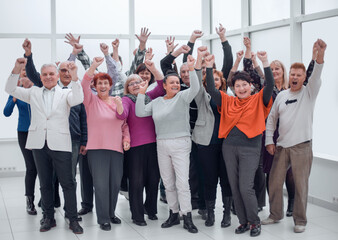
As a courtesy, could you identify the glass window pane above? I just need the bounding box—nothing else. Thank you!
[0,39,51,139]
[305,0,338,14]
[212,0,241,32]
[0,0,50,33]
[302,17,338,159]
[56,0,129,34]
[135,0,201,35]
[251,0,289,25]
[251,27,290,70]
[56,39,130,78]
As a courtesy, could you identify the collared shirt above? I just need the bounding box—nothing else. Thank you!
[59,80,73,89]
[42,86,56,116]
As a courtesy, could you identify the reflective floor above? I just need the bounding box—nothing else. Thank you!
[0,176,337,240]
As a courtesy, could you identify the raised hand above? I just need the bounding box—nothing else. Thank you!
[236,50,244,61]
[139,79,149,94]
[65,33,80,47]
[257,51,269,67]
[22,39,32,56]
[314,38,326,64]
[190,30,204,43]
[197,46,209,58]
[67,61,78,81]
[12,58,27,74]
[136,27,151,51]
[204,54,215,68]
[215,24,226,42]
[100,43,109,56]
[92,57,104,68]
[111,38,120,49]
[145,48,154,61]
[165,36,178,54]
[144,59,155,71]
[72,43,83,55]
[180,45,191,54]
[187,55,196,71]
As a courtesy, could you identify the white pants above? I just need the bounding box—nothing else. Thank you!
[157,136,192,215]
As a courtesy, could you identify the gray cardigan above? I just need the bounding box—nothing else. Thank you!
[191,70,215,146]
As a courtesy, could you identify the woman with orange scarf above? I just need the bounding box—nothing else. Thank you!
[204,52,274,237]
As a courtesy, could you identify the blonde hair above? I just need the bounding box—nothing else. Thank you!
[124,74,142,95]
[270,60,288,90]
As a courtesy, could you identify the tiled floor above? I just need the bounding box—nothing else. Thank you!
[0,176,337,240]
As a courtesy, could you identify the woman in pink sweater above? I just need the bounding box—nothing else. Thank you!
[116,60,165,226]
[82,57,130,231]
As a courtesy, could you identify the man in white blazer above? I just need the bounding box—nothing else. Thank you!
[5,58,84,234]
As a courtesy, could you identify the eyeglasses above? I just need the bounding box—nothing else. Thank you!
[59,68,69,73]
[128,81,141,87]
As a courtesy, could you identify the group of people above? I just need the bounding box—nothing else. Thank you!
[4,25,326,237]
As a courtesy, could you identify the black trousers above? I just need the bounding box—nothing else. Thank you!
[78,153,94,210]
[32,143,77,221]
[197,143,232,203]
[126,143,160,222]
[17,131,37,197]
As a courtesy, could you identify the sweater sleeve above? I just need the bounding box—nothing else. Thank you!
[81,73,94,106]
[3,95,16,117]
[122,121,131,144]
[265,96,279,146]
[116,97,130,120]
[181,70,200,103]
[5,74,32,104]
[146,79,165,99]
[135,94,153,117]
[125,48,146,76]
[205,68,222,106]
[306,62,323,99]
[221,41,233,81]
[183,41,195,63]
[24,53,43,87]
[262,67,274,106]
[160,53,176,76]
[304,59,315,86]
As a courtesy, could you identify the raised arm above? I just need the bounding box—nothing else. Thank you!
[216,24,233,80]
[304,42,318,86]
[160,45,191,75]
[257,51,274,106]
[183,30,203,63]
[180,55,199,103]
[100,43,118,86]
[64,33,91,70]
[227,50,244,89]
[22,39,42,87]
[66,62,84,106]
[135,84,153,118]
[205,55,222,106]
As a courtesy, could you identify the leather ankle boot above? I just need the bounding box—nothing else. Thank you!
[286,198,294,217]
[205,200,215,227]
[221,197,231,228]
[183,212,198,233]
[26,196,37,215]
[161,210,180,228]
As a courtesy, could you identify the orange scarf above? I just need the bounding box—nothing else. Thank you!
[218,89,272,139]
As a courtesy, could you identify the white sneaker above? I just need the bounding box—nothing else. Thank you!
[261,217,279,225]
[294,225,306,233]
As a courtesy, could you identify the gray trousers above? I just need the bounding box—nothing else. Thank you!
[87,149,123,224]
[222,142,261,225]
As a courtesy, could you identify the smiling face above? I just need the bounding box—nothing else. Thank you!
[270,62,284,82]
[164,76,181,98]
[41,66,59,90]
[180,64,190,86]
[95,79,112,99]
[214,73,222,90]
[58,62,72,86]
[234,79,252,99]
[289,68,306,92]
[127,79,141,95]
[138,69,152,83]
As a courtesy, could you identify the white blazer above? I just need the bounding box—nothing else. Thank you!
[5,74,84,152]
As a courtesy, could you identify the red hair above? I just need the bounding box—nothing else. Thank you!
[93,73,112,86]
[290,62,306,72]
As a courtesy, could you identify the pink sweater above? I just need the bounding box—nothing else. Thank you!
[82,73,130,153]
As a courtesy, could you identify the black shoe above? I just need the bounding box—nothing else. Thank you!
[221,196,231,228]
[235,223,250,234]
[250,224,261,237]
[40,218,56,232]
[286,198,294,217]
[65,214,82,222]
[221,211,231,228]
[111,216,121,224]
[26,196,37,215]
[160,195,167,204]
[161,210,180,228]
[197,209,207,220]
[69,221,83,234]
[133,220,147,226]
[183,212,198,233]
[100,223,111,231]
[205,201,215,227]
[78,208,92,216]
[148,214,158,220]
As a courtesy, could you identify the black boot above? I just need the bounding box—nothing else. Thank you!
[161,210,180,228]
[26,196,37,215]
[205,200,215,227]
[221,197,231,228]
[183,212,198,233]
[286,198,294,217]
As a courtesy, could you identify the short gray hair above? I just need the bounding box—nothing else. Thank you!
[40,63,58,73]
